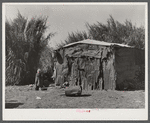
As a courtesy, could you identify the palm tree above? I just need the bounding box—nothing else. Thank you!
[6,12,54,85]
[61,15,145,49]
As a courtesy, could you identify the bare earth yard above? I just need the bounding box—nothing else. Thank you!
[5,85,145,109]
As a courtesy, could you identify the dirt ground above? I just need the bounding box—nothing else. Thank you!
[5,85,145,109]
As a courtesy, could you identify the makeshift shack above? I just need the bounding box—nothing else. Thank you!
[53,39,145,90]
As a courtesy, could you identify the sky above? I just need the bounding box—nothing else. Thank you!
[4,3,146,49]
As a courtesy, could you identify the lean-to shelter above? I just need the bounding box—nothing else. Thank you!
[53,39,145,90]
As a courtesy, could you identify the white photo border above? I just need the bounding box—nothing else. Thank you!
[2,2,148,121]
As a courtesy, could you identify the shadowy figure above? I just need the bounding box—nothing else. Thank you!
[35,68,43,90]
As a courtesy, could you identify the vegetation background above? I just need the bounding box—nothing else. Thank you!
[6,12,54,85]
[5,13,145,86]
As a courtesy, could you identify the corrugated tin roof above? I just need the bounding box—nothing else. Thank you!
[63,39,131,48]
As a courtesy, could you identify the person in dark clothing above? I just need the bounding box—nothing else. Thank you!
[35,69,42,90]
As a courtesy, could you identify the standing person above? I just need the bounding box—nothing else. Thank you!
[35,68,42,90]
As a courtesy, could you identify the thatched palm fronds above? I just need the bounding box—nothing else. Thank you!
[61,15,145,49]
[55,31,89,48]
[6,12,54,85]
[86,15,145,49]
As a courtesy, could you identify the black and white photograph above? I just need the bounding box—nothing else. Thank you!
[2,2,148,120]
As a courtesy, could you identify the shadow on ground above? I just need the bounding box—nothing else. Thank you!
[5,100,23,108]
[60,94,91,97]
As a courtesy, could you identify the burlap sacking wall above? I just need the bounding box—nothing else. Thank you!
[54,44,144,90]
